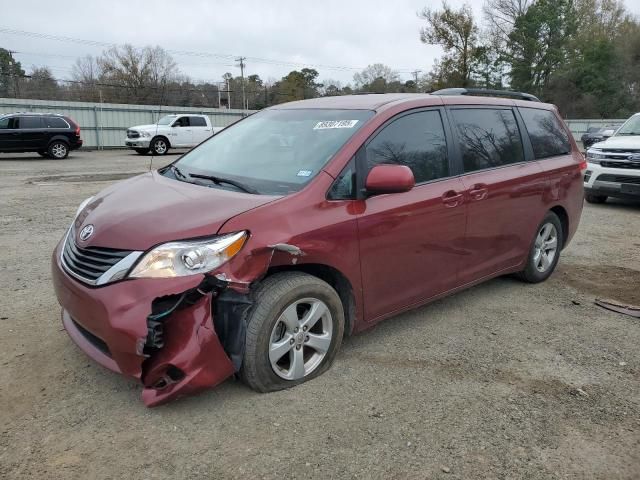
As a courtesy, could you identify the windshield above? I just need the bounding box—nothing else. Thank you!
[615,115,640,136]
[169,108,374,195]
[157,115,177,125]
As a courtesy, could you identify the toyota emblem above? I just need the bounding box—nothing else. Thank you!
[79,224,94,241]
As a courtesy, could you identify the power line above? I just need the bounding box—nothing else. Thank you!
[0,26,418,74]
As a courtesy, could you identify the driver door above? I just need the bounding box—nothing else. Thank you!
[170,116,193,147]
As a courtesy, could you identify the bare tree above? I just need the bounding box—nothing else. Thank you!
[353,64,400,89]
[97,44,178,102]
[419,2,479,87]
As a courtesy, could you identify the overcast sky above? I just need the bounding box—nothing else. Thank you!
[1,0,639,86]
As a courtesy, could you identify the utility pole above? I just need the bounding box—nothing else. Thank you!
[411,70,422,92]
[7,50,20,97]
[236,56,247,112]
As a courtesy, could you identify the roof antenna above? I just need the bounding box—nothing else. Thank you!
[149,77,168,172]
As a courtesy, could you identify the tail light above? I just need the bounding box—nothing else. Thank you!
[578,159,588,171]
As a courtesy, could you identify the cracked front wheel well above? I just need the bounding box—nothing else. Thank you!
[264,264,356,336]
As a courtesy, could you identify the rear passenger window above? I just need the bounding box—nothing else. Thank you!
[519,108,571,158]
[47,117,68,128]
[189,116,207,127]
[366,110,449,183]
[451,108,524,173]
[18,117,43,129]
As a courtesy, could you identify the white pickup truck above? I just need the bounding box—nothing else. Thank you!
[125,114,223,155]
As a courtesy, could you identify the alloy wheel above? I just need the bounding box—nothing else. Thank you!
[51,143,67,159]
[533,222,558,272]
[268,297,333,381]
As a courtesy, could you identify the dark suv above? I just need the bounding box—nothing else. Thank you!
[0,113,83,159]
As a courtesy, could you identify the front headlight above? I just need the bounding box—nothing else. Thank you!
[129,231,248,279]
[586,150,605,162]
[140,131,151,138]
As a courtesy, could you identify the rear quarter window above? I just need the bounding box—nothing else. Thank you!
[47,117,69,128]
[519,108,571,159]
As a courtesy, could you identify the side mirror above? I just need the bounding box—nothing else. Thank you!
[365,164,415,195]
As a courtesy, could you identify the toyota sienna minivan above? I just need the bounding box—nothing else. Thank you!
[52,90,585,406]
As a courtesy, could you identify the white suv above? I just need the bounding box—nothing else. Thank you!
[584,113,640,203]
[125,114,223,155]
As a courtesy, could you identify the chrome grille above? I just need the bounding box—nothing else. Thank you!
[597,174,640,185]
[62,233,133,284]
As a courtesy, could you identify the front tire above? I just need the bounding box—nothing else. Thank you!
[151,137,169,156]
[48,141,69,159]
[517,211,563,283]
[585,193,607,204]
[240,272,345,393]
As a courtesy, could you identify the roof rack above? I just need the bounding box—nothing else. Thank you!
[431,88,541,102]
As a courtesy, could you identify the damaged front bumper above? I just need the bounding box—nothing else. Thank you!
[51,241,236,407]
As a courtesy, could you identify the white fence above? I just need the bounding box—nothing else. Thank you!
[0,97,628,149]
[0,98,253,149]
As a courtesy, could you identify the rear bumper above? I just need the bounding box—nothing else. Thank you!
[70,139,83,150]
[51,237,235,407]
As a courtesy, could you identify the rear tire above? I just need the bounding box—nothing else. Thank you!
[134,148,149,155]
[48,141,69,159]
[151,137,169,156]
[585,193,607,204]
[240,272,345,393]
[516,211,563,284]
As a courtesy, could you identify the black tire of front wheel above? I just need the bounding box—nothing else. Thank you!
[240,272,345,393]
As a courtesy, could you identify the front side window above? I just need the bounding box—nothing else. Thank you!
[171,109,374,195]
[0,117,9,129]
[173,117,190,127]
[18,116,43,129]
[451,108,524,173]
[519,108,570,159]
[189,116,207,127]
[365,110,449,183]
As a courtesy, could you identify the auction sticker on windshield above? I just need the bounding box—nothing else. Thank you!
[313,120,359,130]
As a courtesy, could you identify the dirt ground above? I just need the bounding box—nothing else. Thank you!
[1,150,639,479]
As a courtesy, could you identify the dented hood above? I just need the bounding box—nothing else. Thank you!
[75,171,279,251]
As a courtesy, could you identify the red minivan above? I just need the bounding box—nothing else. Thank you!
[52,90,585,406]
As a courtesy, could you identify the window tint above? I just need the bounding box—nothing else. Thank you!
[451,109,524,173]
[519,108,571,158]
[366,110,449,183]
[47,117,69,128]
[189,116,207,127]
[173,117,190,127]
[19,117,43,129]
[328,158,356,200]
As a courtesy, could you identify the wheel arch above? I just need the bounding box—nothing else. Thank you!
[151,135,171,148]
[549,205,569,249]
[47,135,70,147]
[263,263,357,336]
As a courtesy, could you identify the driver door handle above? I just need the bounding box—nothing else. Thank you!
[442,190,464,208]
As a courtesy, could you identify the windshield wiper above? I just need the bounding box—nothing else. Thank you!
[168,164,188,180]
[189,173,259,194]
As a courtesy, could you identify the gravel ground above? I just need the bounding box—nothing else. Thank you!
[1,150,639,479]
